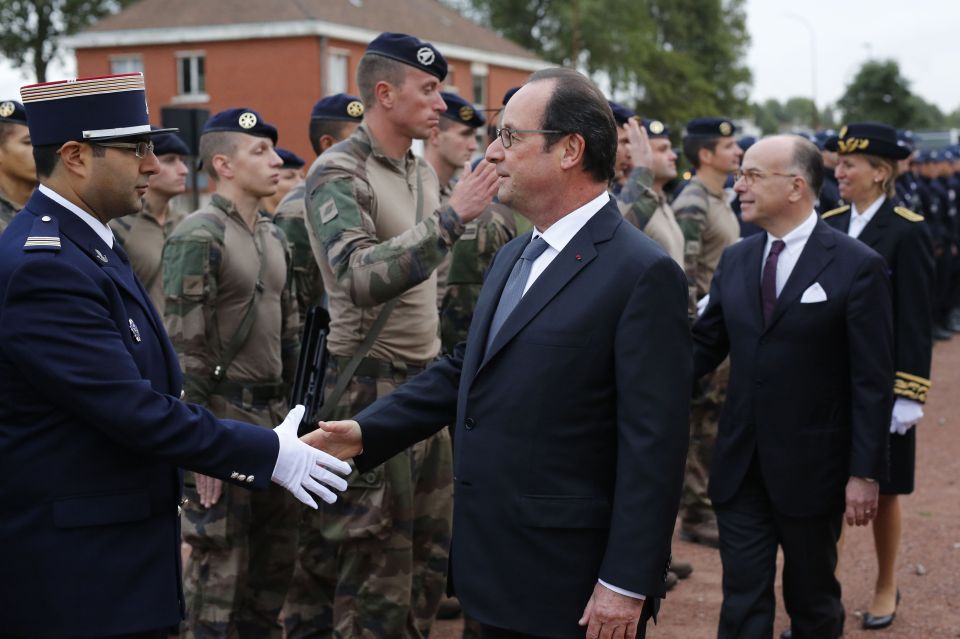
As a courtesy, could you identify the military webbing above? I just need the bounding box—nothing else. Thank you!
[318,162,426,420]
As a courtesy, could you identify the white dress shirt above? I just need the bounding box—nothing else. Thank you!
[847,195,885,240]
[523,190,610,295]
[39,184,116,248]
[521,189,645,601]
[762,210,818,296]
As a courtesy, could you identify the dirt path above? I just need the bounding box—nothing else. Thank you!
[432,338,960,638]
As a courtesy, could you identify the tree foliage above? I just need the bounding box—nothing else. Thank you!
[0,0,134,82]
[749,97,834,135]
[457,0,753,137]
[836,59,920,128]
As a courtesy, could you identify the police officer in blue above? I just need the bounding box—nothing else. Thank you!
[0,72,350,639]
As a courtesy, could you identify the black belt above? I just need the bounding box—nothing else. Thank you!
[213,380,286,407]
[331,354,429,378]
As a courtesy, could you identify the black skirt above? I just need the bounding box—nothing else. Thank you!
[880,426,916,495]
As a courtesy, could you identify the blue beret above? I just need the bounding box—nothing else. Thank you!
[737,135,757,151]
[20,73,176,146]
[640,117,670,138]
[502,86,521,105]
[825,122,909,160]
[311,94,364,122]
[440,92,485,128]
[202,107,278,145]
[276,147,305,169]
[0,100,27,125]
[365,32,447,81]
[608,101,636,127]
[813,129,836,150]
[685,117,736,138]
[151,131,191,156]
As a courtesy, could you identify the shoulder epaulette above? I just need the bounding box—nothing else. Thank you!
[23,214,61,252]
[894,206,924,222]
[820,204,850,220]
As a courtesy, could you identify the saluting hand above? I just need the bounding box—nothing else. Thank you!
[448,159,500,224]
[302,419,364,461]
[624,119,653,172]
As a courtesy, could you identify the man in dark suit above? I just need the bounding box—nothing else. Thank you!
[692,135,894,639]
[310,68,691,639]
[0,73,349,639]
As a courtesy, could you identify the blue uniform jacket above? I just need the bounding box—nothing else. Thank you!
[0,190,278,637]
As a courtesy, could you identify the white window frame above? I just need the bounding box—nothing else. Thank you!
[326,48,350,95]
[109,54,143,75]
[173,50,209,103]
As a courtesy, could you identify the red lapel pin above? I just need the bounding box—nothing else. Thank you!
[575,254,582,261]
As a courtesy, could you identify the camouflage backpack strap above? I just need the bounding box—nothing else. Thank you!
[317,163,425,419]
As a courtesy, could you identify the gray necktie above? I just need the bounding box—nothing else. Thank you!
[485,236,550,353]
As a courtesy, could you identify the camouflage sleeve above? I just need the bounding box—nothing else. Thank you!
[673,190,709,293]
[273,210,321,324]
[616,167,658,230]
[162,226,221,405]
[275,225,301,390]
[306,176,465,308]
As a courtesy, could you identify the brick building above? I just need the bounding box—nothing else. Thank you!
[65,0,547,161]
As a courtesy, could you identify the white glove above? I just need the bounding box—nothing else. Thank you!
[696,294,710,318]
[890,397,924,435]
[272,405,351,508]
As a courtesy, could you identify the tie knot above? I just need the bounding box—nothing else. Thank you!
[770,239,786,257]
[521,236,550,262]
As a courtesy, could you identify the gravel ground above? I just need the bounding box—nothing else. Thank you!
[431,337,960,638]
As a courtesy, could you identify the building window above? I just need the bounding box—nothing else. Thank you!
[471,62,488,107]
[327,49,349,94]
[110,55,143,75]
[176,52,206,98]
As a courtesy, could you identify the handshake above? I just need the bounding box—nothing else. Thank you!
[194,405,366,510]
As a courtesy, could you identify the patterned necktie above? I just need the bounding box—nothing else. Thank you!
[761,239,786,325]
[485,236,550,353]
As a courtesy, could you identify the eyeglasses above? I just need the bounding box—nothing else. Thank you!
[92,140,155,159]
[495,127,566,149]
[734,169,799,186]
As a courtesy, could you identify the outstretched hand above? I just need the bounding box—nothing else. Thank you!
[272,405,351,508]
[301,419,364,461]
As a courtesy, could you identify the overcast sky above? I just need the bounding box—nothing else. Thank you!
[1,1,957,115]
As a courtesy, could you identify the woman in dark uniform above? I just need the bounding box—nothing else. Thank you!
[821,123,934,630]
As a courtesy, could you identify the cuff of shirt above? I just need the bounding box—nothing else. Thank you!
[597,579,645,600]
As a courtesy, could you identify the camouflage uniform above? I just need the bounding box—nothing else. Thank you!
[283,123,455,639]
[110,202,185,313]
[274,180,325,326]
[0,189,20,235]
[673,176,739,533]
[614,167,659,239]
[162,194,300,639]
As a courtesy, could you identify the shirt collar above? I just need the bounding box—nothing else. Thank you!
[851,195,886,222]
[533,190,609,253]
[38,183,115,248]
[765,209,818,255]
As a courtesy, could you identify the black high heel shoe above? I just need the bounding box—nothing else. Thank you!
[862,589,901,630]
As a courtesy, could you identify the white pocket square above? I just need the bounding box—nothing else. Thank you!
[800,282,827,303]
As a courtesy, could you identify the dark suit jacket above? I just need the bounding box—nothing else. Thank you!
[822,199,934,401]
[692,219,894,518]
[353,200,691,639]
[0,191,278,637]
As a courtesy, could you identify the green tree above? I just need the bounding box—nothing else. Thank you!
[0,0,134,82]
[836,59,918,128]
[460,0,752,137]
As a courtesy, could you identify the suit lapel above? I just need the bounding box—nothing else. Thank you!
[765,219,836,332]
[855,199,892,250]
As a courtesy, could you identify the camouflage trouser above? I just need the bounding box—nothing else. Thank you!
[681,357,729,525]
[182,396,300,639]
[282,359,454,639]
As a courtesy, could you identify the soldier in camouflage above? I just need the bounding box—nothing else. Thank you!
[110,131,189,313]
[0,100,35,234]
[673,117,743,549]
[262,148,305,217]
[273,94,363,325]
[282,33,498,639]
[607,101,660,243]
[162,108,301,639]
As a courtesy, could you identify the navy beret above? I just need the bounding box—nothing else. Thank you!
[502,86,521,105]
[276,147,305,169]
[202,107,278,145]
[685,117,736,138]
[737,135,757,151]
[825,122,910,160]
[440,92,485,128]
[311,94,364,122]
[151,131,191,156]
[607,101,636,127]
[0,99,27,125]
[813,129,836,150]
[20,73,176,146]
[365,32,447,81]
[640,117,670,138]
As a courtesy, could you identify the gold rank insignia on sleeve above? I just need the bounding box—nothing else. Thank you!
[820,204,850,220]
[894,371,931,403]
[894,206,924,222]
